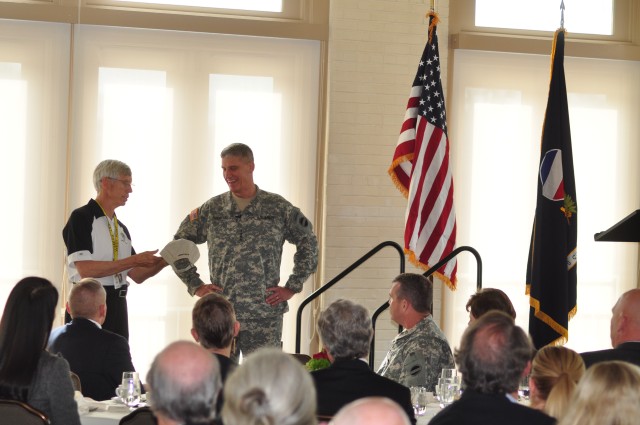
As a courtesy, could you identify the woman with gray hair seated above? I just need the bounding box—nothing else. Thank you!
[311,299,415,423]
[222,348,317,425]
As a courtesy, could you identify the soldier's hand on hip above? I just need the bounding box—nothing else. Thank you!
[265,286,294,306]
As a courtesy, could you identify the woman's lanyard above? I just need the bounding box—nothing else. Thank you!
[96,201,124,287]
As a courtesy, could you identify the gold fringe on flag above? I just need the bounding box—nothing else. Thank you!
[526,283,577,347]
[406,249,456,292]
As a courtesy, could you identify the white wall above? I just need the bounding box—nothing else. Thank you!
[324,0,451,368]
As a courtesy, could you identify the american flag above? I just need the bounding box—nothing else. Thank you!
[389,12,457,289]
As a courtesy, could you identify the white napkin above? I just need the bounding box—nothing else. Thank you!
[75,391,133,414]
[74,391,104,414]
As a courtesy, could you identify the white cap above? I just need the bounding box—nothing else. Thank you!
[160,239,200,274]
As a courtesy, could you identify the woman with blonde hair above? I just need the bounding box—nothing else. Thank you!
[222,348,317,425]
[558,361,640,425]
[529,346,585,418]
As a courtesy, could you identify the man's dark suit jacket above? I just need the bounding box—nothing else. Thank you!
[429,389,555,425]
[581,341,640,368]
[213,353,237,415]
[311,358,416,423]
[48,318,136,401]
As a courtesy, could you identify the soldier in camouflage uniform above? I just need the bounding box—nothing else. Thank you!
[171,143,318,356]
[377,273,454,392]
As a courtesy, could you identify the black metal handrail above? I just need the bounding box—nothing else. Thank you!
[294,241,405,353]
[370,245,483,365]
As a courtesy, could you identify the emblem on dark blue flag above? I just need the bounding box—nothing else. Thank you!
[540,149,564,201]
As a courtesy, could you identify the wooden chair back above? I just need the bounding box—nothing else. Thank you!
[0,399,50,425]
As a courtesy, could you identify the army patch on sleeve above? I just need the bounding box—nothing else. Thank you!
[294,211,310,229]
[189,208,199,222]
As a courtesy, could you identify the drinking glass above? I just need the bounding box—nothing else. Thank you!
[441,368,457,379]
[120,371,141,407]
[410,386,428,416]
[518,375,530,401]
[438,377,459,407]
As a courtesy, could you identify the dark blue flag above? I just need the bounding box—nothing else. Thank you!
[526,29,577,349]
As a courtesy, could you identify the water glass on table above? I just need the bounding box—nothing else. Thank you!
[410,386,428,416]
[441,368,457,379]
[116,371,141,407]
[438,376,460,408]
[518,375,530,402]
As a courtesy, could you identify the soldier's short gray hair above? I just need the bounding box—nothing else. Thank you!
[220,143,254,162]
[317,299,372,361]
[93,159,131,192]
[393,273,433,314]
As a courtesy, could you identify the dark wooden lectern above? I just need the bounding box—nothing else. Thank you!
[594,210,640,242]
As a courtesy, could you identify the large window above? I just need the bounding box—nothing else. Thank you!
[476,0,613,35]
[1,19,321,379]
[445,49,640,353]
[111,0,282,11]
[443,0,640,356]
[0,19,70,301]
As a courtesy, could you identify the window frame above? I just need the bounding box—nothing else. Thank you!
[450,0,640,60]
[0,0,328,40]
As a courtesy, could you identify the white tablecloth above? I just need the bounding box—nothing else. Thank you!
[416,404,441,425]
[80,409,130,425]
[75,395,133,425]
[78,400,442,425]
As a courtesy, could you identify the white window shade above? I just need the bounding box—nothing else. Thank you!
[71,25,320,378]
[447,49,640,352]
[0,19,70,300]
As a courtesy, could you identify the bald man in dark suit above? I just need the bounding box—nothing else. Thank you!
[581,288,640,368]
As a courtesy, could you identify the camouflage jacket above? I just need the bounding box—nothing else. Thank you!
[377,315,455,391]
[173,188,318,320]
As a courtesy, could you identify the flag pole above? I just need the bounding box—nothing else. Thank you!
[430,0,435,12]
[560,0,565,29]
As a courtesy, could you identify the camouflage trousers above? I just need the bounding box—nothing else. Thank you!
[234,316,283,361]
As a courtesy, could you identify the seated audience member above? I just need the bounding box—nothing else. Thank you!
[146,341,221,425]
[429,311,555,425]
[331,397,411,425]
[465,288,516,324]
[48,278,137,401]
[529,346,585,419]
[581,288,640,368]
[311,299,415,423]
[377,273,454,392]
[0,277,81,425]
[222,348,317,425]
[558,361,640,425]
[191,293,239,413]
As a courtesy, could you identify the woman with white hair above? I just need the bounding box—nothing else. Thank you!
[222,348,317,425]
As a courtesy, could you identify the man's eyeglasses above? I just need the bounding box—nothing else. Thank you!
[107,177,134,188]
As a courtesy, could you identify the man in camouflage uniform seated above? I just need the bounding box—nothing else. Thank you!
[169,143,318,357]
[377,273,454,392]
